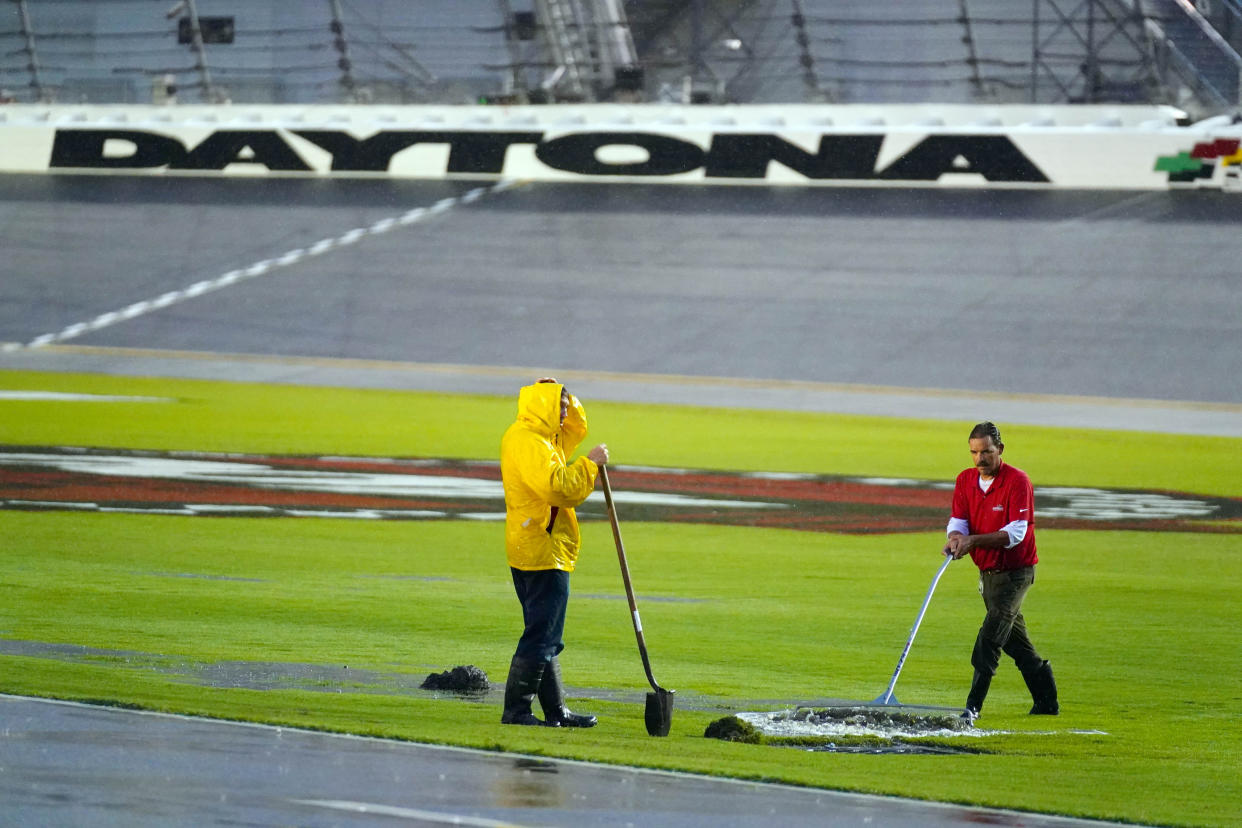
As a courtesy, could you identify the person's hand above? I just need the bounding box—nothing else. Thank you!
[944,533,971,559]
[588,444,609,466]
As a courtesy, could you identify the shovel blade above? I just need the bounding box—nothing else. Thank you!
[644,689,675,737]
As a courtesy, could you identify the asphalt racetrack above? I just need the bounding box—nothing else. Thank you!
[1,173,1239,825]
[2,694,1133,828]
[2,174,1240,433]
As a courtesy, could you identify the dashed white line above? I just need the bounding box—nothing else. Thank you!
[19,181,518,350]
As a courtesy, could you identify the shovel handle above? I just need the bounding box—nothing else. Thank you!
[875,554,954,705]
[599,465,668,695]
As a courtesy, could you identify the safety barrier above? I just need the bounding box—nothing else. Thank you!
[1,103,1239,190]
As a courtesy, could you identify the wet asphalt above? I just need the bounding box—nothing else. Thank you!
[2,696,1131,828]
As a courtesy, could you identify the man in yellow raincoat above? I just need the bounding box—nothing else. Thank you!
[500,378,609,727]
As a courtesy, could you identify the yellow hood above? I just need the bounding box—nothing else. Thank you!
[501,382,598,572]
[514,382,588,454]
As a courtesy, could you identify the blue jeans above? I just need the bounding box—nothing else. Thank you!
[511,567,570,663]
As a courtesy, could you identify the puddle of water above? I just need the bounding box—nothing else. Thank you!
[0,639,485,698]
[737,707,989,741]
[804,742,972,754]
[706,710,988,755]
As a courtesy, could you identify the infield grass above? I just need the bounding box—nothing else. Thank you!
[2,369,1240,827]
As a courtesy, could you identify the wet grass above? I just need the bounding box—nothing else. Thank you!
[2,370,1241,826]
[1,368,1240,496]
[2,512,1239,826]
[779,738,990,755]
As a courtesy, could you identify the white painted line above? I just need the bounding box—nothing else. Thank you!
[183,280,216,297]
[118,303,148,319]
[18,182,516,350]
[149,292,181,309]
[284,509,383,519]
[0,391,171,402]
[491,178,523,192]
[457,512,506,521]
[292,800,529,827]
[4,500,98,509]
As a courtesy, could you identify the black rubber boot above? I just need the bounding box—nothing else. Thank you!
[537,657,597,728]
[500,655,546,726]
[1022,660,1060,715]
[962,669,992,722]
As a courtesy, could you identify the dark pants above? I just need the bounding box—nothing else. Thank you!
[511,567,569,664]
[971,566,1044,677]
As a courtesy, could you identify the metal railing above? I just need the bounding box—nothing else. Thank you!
[3,0,1241,109]
[1141,0,1242,108]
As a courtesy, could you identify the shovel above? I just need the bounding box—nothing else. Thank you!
[599,465,675,737]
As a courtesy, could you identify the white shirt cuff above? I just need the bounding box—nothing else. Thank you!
[1003,519,1028,548]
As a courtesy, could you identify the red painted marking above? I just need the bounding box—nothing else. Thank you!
[1191,138,1242,159]
[1,449,1238,534]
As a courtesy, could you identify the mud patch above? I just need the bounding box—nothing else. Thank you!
[577,593,706,604]
[0,639,489,698]
[420,665,490,694]
[145,571,267,583]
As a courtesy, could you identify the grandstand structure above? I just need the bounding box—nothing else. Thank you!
[2,0,1240,118]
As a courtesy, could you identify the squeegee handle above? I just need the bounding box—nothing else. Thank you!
[600,465,665,693]
[876,554,954,705]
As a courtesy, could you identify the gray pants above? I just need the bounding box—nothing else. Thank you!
[971,566,1044,677]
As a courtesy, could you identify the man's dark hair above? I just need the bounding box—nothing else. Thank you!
[969,421,1002,446]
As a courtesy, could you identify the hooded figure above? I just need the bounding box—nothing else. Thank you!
[499,379,608,726]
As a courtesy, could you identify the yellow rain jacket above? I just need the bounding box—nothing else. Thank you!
[501,382,599,572]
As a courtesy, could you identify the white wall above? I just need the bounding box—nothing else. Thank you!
[1,103,1239,191]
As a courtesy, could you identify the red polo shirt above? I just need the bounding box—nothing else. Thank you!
[950,461,1038,571]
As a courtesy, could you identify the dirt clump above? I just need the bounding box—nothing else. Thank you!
[704,715,762,743]
[420,665,490,693]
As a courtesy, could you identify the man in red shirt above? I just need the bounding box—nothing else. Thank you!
[944,421,1058,721]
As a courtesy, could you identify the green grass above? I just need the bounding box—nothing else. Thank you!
[2,368,1240,495]
[2,369,1241,826]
